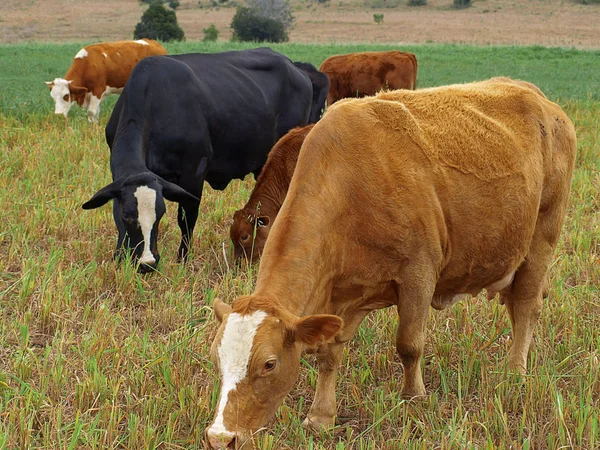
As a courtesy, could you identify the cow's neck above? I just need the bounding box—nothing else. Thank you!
[64,61,84,88]
[110,129,150,180]
[253,207,334,318]
[246,166,291,221]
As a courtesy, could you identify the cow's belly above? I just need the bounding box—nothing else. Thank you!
[432,170,542,299]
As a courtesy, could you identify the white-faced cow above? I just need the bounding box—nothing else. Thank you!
[45,39,167,123]
[206,77,576,448]
[82,48,317,272]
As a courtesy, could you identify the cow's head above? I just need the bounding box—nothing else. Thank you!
[206,297,343,449]
[229,209,271,262]
[82,172,198,273]
[45,78,88,117]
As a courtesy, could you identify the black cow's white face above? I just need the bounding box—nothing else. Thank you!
[113,180,166,271]
[82,173,197,272]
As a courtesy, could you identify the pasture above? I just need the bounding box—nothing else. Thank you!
[0,42,599,449]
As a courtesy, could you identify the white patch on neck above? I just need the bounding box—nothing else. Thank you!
[74,48,88,59]
[208,310,268,438]
[135,39,149,46]
[133,185,157,265]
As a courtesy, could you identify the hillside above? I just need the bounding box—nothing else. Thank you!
[1,0,600,47]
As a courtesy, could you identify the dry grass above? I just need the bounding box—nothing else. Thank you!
[2,0,600,48]
[0,43,599,449]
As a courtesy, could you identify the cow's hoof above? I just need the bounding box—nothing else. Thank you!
[302,415,335,431]
[400,390,427,401]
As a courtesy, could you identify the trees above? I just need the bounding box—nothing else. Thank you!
[230,0,293,43]
[134,2,185,42]
[231,6,288,42]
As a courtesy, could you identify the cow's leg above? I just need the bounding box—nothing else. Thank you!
[303,309,370,430]
[396,279,434,399]
[302,342,344,431]
[501,241,555,374]
[87,95,101,123]
[176,157,208,262]
[176,198,201,261]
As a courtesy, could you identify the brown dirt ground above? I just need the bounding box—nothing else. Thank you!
[1,0,599,48]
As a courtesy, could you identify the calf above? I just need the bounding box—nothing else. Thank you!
[45,39,167,122]
[206,78,576,448]
[320,50,418,105]
[82,48,315,272]
[230,125,314,262]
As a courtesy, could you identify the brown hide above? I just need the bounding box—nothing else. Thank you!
[230,125,314,262]
[319,51,418,105]
[208,78,577,447]
[63,39,167,102]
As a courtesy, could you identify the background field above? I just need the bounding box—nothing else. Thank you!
[1,41,599,449]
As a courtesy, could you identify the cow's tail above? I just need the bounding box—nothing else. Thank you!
[409,54,418,90]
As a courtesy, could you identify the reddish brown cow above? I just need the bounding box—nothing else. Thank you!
[230,125,314,262]
[205,78,576,449]
[45,39,167,122]
[319,50,418,106]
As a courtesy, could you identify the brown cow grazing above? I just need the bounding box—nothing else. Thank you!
[45,39,167,122]
[205,77,576,448]
[230,125,314,262]
[320,50,418,106]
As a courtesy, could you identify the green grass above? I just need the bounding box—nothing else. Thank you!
[0,42,599,449]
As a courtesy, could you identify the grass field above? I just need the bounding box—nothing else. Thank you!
[0,42,599,449]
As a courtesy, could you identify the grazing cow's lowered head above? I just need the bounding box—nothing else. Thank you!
[45,78,87,117]
[82,172,198,273]
[206,297,343,449]
[229,210,270,262]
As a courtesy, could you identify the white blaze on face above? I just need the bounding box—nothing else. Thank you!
[135,39,149,46]
[49,78,73,117]
[133,185,157,265]
[74,48,88,59]
[208,310,268,439]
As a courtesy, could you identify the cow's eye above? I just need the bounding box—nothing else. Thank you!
[240,233,250,243]
[264,359,276,373]
[63,94,69,101]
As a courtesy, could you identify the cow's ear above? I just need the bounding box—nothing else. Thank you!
[69,84,88,95]
[213,298,232,324]
[293,314,343,346]
[160,179,199,204]
[82,179,123,209]
[256,216,270,228]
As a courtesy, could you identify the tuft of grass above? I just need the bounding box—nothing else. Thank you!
[0,43,598,449]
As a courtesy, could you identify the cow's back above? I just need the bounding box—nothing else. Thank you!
[80,40,167,91]
[320,51,417,104]
[267,79,575,294]
[107,49,313,189]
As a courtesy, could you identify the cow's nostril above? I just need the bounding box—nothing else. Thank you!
[227,437,236,449]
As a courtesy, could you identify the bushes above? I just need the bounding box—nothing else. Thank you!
[230,6,289,42]
[134,2,185,41]
[408,0,427,5]
[203,24,219,41]
[453,0,471,7]
[366,0,401,8]
[373,13,384,24]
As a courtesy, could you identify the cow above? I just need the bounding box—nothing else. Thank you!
[293,62,329,123]
[205,77,576,448]
[230,124,314,262]
[82,48,315,273]
[45,39,167,123]
[319,50,418,106]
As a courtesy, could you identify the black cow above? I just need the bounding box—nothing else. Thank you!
[82,48,314,272]
[293,61,330,123]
